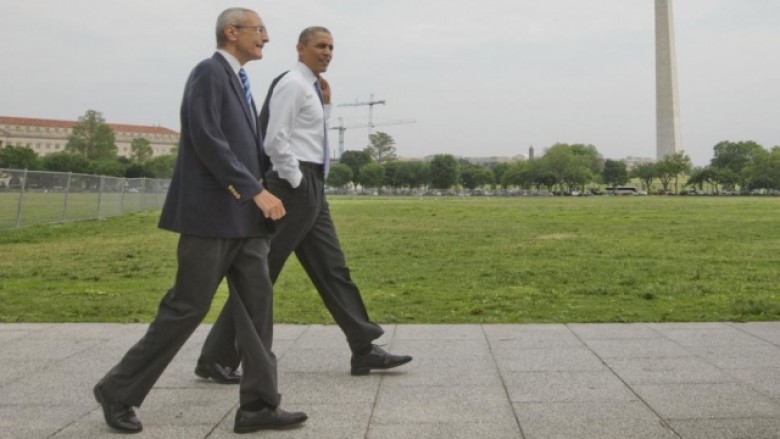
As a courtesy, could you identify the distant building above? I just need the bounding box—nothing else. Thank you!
[621,156,655,170]
[420,154,526,165]
[0,116,179,158]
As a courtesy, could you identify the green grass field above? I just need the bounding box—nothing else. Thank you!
[0,196,778,324]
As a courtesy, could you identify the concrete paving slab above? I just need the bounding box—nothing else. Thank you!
[393,324,485,340]
[689,344,780,369]
[722,367,780,399]
[604,356,738,385]
[367,421,523,439]
[732,321,780,345]
[1,337,105,361]
[372,384,514,425]
[484,324,582,348]
[485,327,584,350]
[377,355,503,387]
[0,330,32,344]
[582,337,694,359]
[568,323,662,340]
[0,404,92,439]
[279,347,353,373]
[502,370,638,403]
[278,372,380,405]
[493,346,608,372]
[208,404,372,439]
[632,382,780,419]
[1,322,779,438]
[512,400,679,439]
[667,417,780,439]
[653,325,772,347]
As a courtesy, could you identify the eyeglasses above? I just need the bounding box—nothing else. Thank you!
[233,25,267,35]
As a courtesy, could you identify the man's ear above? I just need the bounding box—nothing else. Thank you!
[225,26,238,42]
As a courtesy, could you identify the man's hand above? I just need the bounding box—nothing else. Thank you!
[317,76,331,104]
[253,190,286,220]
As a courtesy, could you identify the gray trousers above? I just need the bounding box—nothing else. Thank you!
[200,164,384,369]
[99,235,280,408]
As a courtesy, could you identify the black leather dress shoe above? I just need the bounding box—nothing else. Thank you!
[234,406,307,433]
[93,383,143,434]
[351,344,413,375]
[194,361,241,384]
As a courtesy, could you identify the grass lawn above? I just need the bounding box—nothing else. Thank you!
[0,196,778,323]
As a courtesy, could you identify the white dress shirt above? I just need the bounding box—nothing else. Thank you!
[264,62,331,188]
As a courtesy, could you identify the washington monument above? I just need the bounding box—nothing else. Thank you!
[655,0,682,160]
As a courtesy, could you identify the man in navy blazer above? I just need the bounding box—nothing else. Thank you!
[93,7,306,434]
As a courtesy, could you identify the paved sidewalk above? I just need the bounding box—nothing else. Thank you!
[0,322,778,439]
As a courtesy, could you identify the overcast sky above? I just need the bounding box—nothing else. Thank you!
[1,0,778,166]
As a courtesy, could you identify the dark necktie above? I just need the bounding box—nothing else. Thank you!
[314,81,330,177]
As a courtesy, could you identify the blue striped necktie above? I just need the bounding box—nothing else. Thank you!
[238,68,254,109]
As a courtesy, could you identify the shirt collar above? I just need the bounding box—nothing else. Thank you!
[217,49,242,75]
[294,61,319,84]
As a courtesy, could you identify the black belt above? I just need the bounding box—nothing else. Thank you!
[299,161,324,173]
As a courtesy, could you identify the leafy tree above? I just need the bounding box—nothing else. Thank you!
[358,162,385,190]
[743,147,780,190]
[130,137,154,163]
[491,162,509,189]
[143,154,176,178]
[429,154,460,189]
[710,140,765,192]
[655,152,691,193]
[0,145,40,169]
[670,152,692,193]
[711,140,763,173]
[125,162,154,178]
[66,110,118,160]
[326,163,352,188]
[365,131,397,162]
[461,165,495,189]
[602,159,629,189]
[338,149,372,185]
[569,143,604,176]
[382,160,401,190]
[41,152,92,174]
[630,162,657,193]
[539,143,596,192]
[91,160,126,177]
[501,160,530,188]
[686,167,709,192]
[395,160,430,189]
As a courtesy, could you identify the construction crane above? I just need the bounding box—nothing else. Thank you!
[338,94,386,135]
[329,117,415,159]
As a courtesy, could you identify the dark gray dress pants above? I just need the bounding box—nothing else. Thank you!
[200,164,384,368]
[99,234,280,408]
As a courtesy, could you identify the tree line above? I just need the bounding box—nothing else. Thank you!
[2,110,778,194]
[334,135,780,194]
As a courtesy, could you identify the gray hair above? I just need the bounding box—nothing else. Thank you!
[216,7,255,47]
[298,26,330,44]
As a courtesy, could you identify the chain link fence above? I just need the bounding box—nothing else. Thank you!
[0,168,169,230]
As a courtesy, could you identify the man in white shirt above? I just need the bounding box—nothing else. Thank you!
[198,26,412,378]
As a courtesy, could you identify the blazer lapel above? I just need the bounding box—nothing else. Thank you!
[213,54,258,134]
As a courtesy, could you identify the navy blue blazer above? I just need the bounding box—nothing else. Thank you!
[159,53,270,238]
